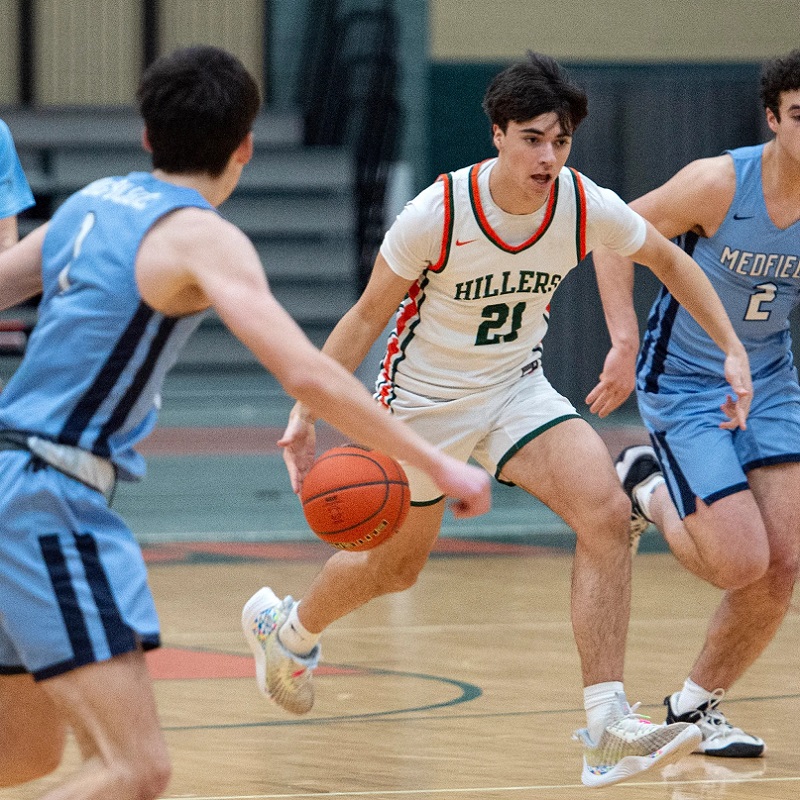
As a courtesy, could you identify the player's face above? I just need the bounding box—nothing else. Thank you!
[767,89,800,163]
[492,113,573,209]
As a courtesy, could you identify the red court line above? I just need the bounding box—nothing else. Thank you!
[141,539,566,565]
[145,647,359,680]
[142,541,333,563]
[138,426,346,456]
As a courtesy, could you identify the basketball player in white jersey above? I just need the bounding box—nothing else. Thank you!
[590,48,800,759]
[247,52,752,787]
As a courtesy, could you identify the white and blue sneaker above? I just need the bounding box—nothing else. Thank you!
[242,587,320,715]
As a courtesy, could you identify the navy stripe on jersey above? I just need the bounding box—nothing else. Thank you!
[74,532,137,655]
[39,534,95,669]
[639,290,680,393]
[58,303,154,448]
[92,315,179,457]
[651,431,696,517]
[637,233,699,394]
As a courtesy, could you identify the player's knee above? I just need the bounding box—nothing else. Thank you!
[593,489,631,543]
[763,553,800,601]
[385,563,424,593]
[0,755,58,788]
[141,755,172,800]
[369,555,425,594]
[0,726,66,786]
[121,750,172,800]
[711,553,769,590]
[571,485,630,547]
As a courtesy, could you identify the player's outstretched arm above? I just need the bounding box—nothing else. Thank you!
[139,212,491,517]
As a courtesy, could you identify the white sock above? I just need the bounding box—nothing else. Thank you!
[674,678,714,715]
[278,602,321,657]
[634,473,665,522]
[584,681,626,742]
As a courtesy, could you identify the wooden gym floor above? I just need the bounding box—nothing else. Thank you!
[5,546,798,800]
[1,369,798,799]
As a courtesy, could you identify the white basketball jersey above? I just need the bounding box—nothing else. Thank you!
[376,159,645,401]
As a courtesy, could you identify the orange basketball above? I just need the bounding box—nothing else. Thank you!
[300,445,410,551]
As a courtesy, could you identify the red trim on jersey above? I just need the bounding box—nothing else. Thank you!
[569,167,587,261]
[469,161,558,253]
[430,173,454,272]
[376,281,422,408]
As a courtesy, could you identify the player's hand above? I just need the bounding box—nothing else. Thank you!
[434,458,492,518]
[278,404,317,494]
[720,349,752,430]
[585,344,636,417]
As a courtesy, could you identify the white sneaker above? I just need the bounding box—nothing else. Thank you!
[241,587,320,715]
[665,690,765,758]
[574,699,702,787]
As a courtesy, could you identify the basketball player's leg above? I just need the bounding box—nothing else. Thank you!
[479,369,701,783]
[688,462,800,691]
[295,383,483,632]
[499,417,631,683]
[242,386,485,713]
[658,463,800,753]
[646,481,769,589]
[242,500,449,713]
[0,673,67,786]
[296,500,447,633]
[34,650,171,800]
[500,417,700,784]
[619,408,799,755]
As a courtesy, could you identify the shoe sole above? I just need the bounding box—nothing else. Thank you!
[697,741,766,758]
[241,587,281,699]
[581,725,703,788]
[615,445,658,488]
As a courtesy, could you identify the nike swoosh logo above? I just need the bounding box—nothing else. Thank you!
[455,238,477,246]
[733,213,754,220]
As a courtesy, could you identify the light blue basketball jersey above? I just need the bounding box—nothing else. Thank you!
[635,145,800,517]
[638,144,800,389]
[0,119,35,218]
[0,172,212,479]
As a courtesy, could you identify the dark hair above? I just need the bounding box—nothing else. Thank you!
[137,45,261,177]
[482,51,588,134]
[760,49,800,120]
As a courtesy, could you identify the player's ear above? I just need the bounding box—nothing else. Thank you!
[233,132,254,166]
[765,107,780,135]
[141,127,153,153]
[492,124,504,149]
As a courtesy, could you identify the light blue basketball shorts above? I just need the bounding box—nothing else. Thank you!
[636,364,800,519]
[387,368,581,504]
[0,451,160,680]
